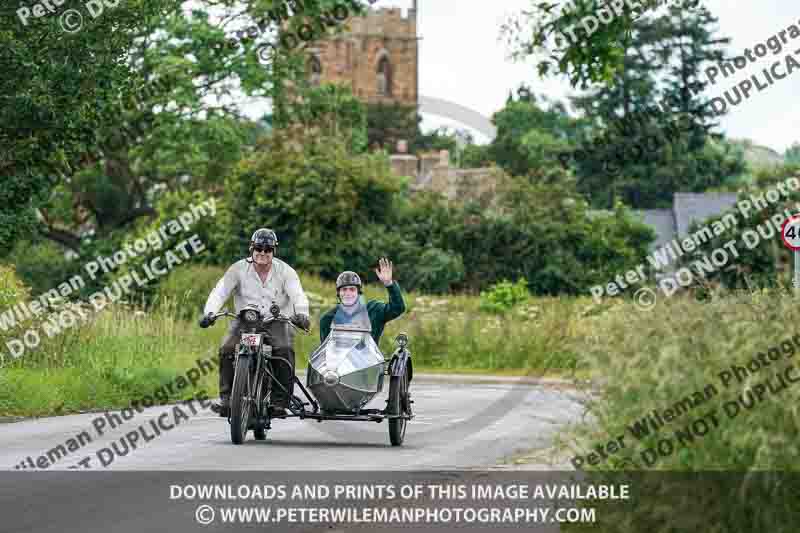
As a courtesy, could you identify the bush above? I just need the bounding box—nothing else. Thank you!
[479,278,530,313]
[0,265,32,359]
[404,247,465,294]
[3,238,73,296]
[220,126,401,278]
[677,176,800,290]
[439,180,655,294]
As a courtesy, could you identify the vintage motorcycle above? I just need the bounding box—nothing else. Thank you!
[204,303,413,446]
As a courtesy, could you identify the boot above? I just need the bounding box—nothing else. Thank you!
[211,395,230,417]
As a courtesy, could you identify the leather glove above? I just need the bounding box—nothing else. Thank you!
[291,313,310,331]
[199,313,215,329]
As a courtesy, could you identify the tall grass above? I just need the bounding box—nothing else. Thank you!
[558,287,800,471]
[559,288,800,532]
[1,266,583,417]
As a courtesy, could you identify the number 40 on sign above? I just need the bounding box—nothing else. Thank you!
[780,215,800,290]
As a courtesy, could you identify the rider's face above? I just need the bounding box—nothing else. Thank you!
[339,286,358,306]
[252,246,273,265]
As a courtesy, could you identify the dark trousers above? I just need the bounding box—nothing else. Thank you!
[218,320,296,408]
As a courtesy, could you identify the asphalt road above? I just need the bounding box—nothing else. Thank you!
[1,375,585,471]
[1,376,585,533]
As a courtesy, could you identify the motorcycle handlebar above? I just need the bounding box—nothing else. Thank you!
[208,311,310,334]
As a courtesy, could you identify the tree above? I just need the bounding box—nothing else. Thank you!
[3,0,363,256]
[366,102,419,151]
[501,0,688,87]
[567,2,744,208]
[786,143,800,165]
[286,83,368,154]
[488,91,581,180]
[220,125,402,277]
[0,0,179,253]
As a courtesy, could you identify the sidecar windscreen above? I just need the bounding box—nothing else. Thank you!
[332,300,372,331]
[307,327,385,412]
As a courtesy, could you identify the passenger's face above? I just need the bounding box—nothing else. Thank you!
[339,286,358,306]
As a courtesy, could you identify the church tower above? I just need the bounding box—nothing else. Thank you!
[306,2,419,108]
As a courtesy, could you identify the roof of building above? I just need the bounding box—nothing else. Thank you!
[636,209,675,250]
[672,192,739,237]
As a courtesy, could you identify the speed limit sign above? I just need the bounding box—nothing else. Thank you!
[781,215,800,292]
[781,215,800,250]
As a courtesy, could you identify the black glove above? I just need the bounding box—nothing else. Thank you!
[291,313,310,331]
[199,313,215,329]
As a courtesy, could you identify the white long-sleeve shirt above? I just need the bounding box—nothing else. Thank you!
[203,258,310,318]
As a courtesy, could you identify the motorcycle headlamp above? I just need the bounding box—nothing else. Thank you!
[244,310,259,323]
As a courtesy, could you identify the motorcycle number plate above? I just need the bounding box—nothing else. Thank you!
[241,333,262,347]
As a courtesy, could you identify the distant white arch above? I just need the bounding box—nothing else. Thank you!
[419,95,497,142]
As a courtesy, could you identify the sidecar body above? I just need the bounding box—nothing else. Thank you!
[306,324,385,413]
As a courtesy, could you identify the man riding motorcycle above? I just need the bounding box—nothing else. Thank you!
[319,257,405,345]
[199,228,310,418]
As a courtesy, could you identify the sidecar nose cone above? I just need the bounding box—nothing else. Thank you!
[323,371,340,386]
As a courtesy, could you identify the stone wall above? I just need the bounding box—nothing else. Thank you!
[391,150,506,207]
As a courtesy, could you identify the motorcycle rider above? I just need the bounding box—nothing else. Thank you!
[199,228,310,418]
[319,257,405,345]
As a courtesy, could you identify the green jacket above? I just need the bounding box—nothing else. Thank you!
[319,282,406,345]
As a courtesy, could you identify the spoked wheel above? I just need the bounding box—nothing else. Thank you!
[253,367,271,441]
[230,356,254,445]
[388,370,410,446]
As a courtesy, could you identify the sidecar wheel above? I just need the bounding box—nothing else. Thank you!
[388,372,408,446]
[230,356,253,445]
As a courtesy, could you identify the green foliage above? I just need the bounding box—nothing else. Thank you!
[460,144,493,168]
[567,3,742,209]
[110,189,219,304]
[488,93,581,180]
[413,127,460,156]
[501,0,662,87]
[4,0,345,255]
[220,127,401,278]
[0,266,32,354]
[0,0,173,252]
[403,247,465,295]
[678,180,800,290]
[156,264,229,321]
[443,180,655,294]
[479,279,530,313]
[3,239,73,297]
[785,143,800,165]
[286,83,368,154]
[366,102,419,151]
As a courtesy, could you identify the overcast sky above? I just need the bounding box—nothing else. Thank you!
[392,0,798,153]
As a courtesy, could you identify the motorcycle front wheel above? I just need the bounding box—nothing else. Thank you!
[230,356,254,445]
[388,371,409,446]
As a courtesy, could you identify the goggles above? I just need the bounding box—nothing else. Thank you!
[253,245,274,254]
